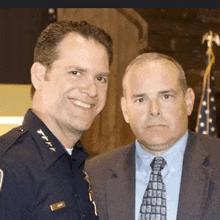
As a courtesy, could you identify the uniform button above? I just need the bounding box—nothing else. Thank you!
[18,127,24,132]
[75,193,78,198]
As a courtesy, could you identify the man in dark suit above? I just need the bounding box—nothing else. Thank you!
[85,52,220,220]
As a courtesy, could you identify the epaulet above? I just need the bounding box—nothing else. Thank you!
[0,125,28,159]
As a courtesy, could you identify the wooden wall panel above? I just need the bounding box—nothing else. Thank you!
[57,8,148,157]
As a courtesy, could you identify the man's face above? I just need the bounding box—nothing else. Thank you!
[38,33,110,133]
[121,58,194,155]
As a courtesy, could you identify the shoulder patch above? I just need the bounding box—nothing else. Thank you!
[0,169,4,192]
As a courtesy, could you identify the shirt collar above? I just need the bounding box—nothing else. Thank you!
[135,130,188,170]
[22,109,87,169]
[71,141,88,169]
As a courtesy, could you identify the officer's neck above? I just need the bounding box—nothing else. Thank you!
[31,108,82,150]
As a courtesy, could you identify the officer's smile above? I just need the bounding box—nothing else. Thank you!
[69,98,94,109]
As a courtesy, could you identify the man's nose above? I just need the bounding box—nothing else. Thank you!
[79,79,98,97]
[149,99,160,116]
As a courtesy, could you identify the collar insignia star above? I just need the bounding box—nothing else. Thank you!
[37,129,56,152]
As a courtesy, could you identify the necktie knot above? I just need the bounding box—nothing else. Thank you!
[150,156,166,172]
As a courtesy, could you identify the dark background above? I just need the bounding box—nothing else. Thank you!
[0,8,56,84]
[1,8,220,135]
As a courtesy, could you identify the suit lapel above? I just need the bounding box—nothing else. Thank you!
[177,131,213,220]
[106,144,135,220]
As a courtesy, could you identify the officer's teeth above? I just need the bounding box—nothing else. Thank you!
[73,100,91,109]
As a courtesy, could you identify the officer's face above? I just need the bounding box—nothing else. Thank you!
[36,33,110,133]
[121,58,195,156]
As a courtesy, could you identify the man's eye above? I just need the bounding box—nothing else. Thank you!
[69,71,81,76]
[96,76,108,83]
[135,98,144,103]
[163,94,172,99]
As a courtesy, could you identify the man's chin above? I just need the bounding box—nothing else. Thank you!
[70,121,93,134]
[141,133,173,148]
[140,138,173,155]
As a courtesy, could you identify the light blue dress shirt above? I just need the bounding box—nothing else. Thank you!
[135,130,188,220]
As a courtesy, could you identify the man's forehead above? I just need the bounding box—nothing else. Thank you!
[123,57,181,93]
[131,58,177,70]
[57,33,84,50]
[124,59,181,92]
[127,58,179,79]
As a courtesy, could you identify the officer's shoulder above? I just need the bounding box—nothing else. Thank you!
[0,125,28,158]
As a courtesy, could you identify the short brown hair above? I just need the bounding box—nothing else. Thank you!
[31,20,113,99]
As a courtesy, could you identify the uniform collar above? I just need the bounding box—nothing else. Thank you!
[22,109,87,169]
[71,141,88,170]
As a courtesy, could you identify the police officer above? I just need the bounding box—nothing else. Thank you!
[0,20,113,219]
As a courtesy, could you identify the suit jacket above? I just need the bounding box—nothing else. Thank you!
[85,130,220,220]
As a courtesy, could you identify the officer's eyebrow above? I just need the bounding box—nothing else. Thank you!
[64,65,110,75]
[64,65,87,72]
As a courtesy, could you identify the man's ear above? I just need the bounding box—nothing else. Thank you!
[185,87,195,116]
[30,62,47,91]
[121,97,129,123]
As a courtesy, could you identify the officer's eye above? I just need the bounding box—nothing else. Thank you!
[96,76,108,84]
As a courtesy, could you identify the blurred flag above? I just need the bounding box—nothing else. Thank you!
[195,31,219,136]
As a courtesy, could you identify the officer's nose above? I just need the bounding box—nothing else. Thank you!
[79,79,98,98]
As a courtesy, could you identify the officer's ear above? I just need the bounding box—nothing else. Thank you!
[30,62,47,91]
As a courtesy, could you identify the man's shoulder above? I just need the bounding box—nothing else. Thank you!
[189,131,220,165]
[85,143,134,169]
[189,130,220,147]
[0,125,29,159]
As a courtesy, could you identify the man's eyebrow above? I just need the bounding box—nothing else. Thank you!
[64,65,87,72]
[64,66,110,75]
[158,89,177,94]
[131,93,146,99]
[101,71,110,76]
[130,90,177,99]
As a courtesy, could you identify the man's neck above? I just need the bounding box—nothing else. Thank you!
[31,108,82,149]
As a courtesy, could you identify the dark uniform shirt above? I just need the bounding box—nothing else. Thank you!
[0,109,98,220]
